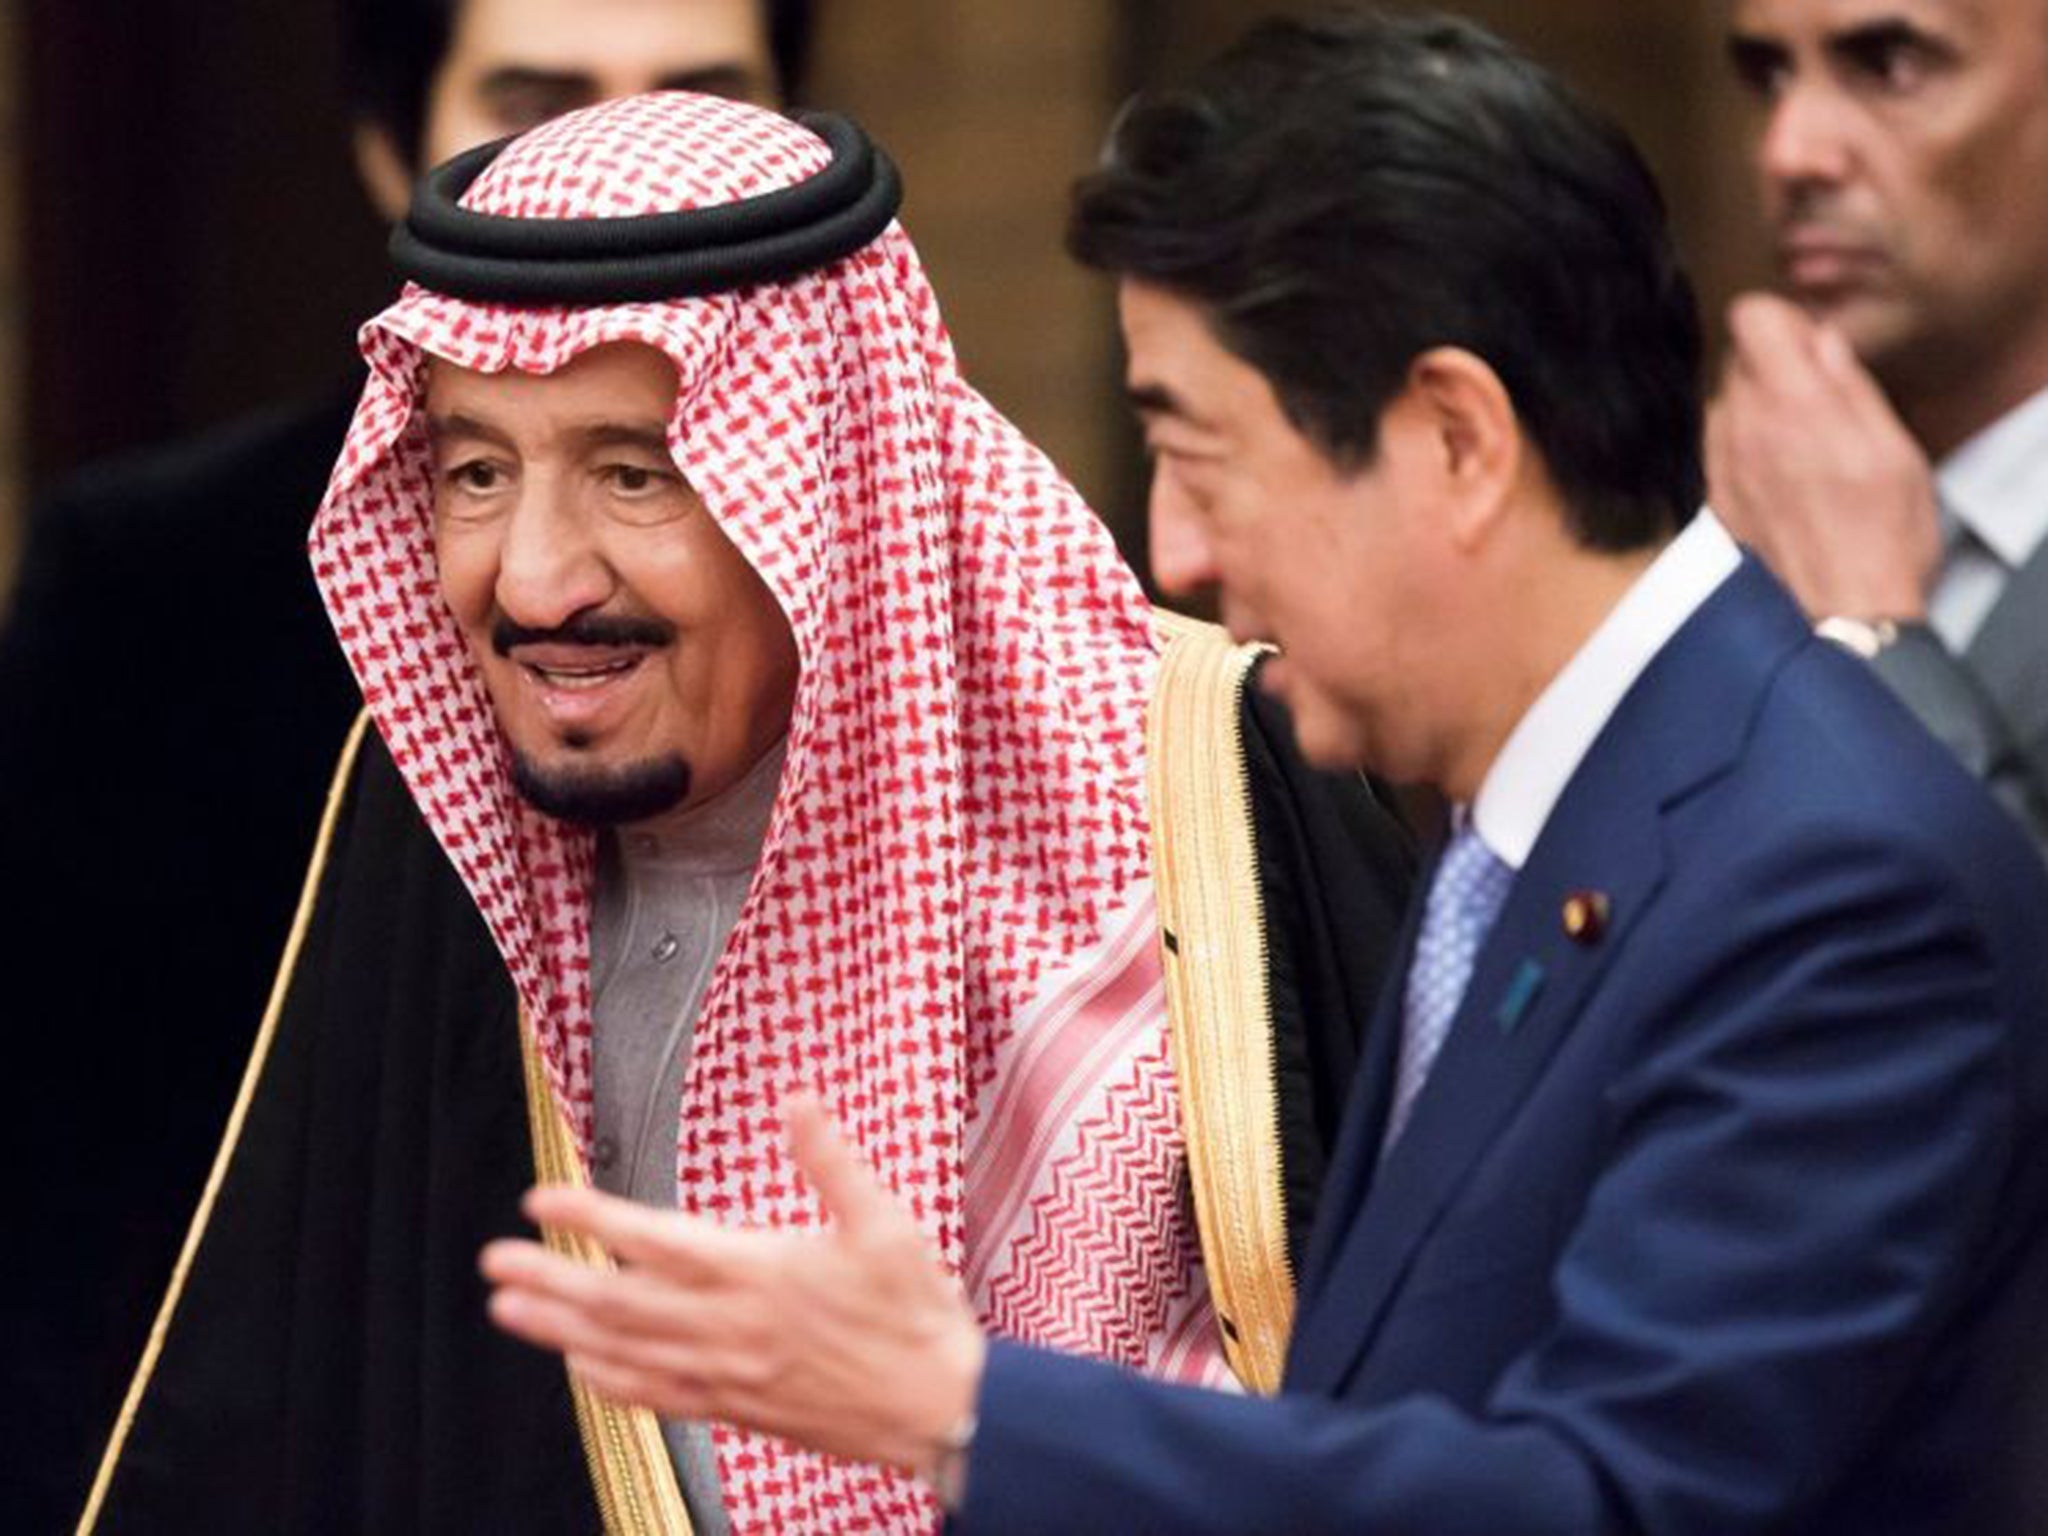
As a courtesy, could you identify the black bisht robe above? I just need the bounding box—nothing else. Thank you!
[82,663,1413,1533]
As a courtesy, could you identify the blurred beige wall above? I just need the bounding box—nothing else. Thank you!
[2,4,1773,604]
[1433,1,1771,330]
[806,1,1771,576]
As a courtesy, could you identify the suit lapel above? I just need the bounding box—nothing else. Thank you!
[1964,533,2048,763]
[1284,558,1808,1396]
[1285,765,1668,1393]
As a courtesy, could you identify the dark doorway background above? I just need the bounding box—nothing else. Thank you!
[23,1,389,489]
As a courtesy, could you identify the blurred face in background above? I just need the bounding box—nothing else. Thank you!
[419,0,778,164]
[1727,0,2048,404]
[356,0,779,217]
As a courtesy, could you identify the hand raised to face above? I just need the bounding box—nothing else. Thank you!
[1707,292,1941,621]
[480,1092,987,1483]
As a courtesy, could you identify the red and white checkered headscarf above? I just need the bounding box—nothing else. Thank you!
[310,93,1226,1532]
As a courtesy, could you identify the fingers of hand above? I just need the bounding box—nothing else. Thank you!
[565,1349,805,1447]
[1718,297,1916,479]
[1810,322,1913,444]
[1725,291,1908,447]
[486,1237,693,1329]
[484,1241,751,1382]
[489,1276,699,1379]
[782,1091,895,1237]
[1726,292,1827,390]
[1715,300,1818,470]
[567,1350,708,1421]
[1706,366,1787,539]
[523,1183,752,1281]
[1705,396,1741,513]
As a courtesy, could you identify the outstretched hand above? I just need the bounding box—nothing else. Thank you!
[1707,292,1940,621]
[480,1091,985,1480]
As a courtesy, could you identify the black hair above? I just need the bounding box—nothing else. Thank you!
[337,0,815,167]
[1070,7,1703,551]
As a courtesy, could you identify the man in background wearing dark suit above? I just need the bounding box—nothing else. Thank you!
[1711,0,2048,858]
[0,3,809,1527]
[478,12,2048,1533]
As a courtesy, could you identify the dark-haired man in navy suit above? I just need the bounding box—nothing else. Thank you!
[478,12,2048,1532]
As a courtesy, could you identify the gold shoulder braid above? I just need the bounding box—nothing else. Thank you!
[518,1018,695,1535]
[1147,610,1295,1394]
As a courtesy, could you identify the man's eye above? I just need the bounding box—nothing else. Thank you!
[433,458,510,524]
[1152,455,1219,516]
[1727,39,1791,99]
[447,460,504,492]
[1840,29,1946,94]
[606,464,673,495]
[1854,43,1919,90]
[484,85,585,135]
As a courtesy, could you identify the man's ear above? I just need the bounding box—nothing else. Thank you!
[353,122,415,225]
[1399,346,1522,551]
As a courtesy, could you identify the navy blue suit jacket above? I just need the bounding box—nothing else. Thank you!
[961,560,2048,1535]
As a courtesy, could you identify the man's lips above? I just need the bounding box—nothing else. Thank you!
[504,645,654,724]
[1776,229,1886,292]
[510,643,650,681]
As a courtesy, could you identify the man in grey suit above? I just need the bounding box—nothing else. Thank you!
[1711,0,2048,858]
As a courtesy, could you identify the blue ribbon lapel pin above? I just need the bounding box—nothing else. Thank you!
[1495,958,1546,1034]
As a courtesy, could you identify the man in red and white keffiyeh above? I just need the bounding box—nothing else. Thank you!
[325,90,1229,1533]
[80,88,1412,1536]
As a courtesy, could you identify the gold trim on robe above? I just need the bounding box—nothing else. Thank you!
[1147,611,1295,1395]
[78,711,375,1535]
[517,1014,696,1536]
[80,708,696,1535]
[86,636,1309,1528]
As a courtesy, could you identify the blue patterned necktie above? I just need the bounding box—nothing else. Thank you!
[1384,821,1515,1150]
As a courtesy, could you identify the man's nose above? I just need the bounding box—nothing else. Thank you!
[1758,80,1854,193]
[1147,475,1218,600]
[494,484,616,630]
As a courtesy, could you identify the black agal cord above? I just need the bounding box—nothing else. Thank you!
[390,111,902,305]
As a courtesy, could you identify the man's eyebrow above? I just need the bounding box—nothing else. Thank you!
[1825,15,1956,64]
[1724,30,1788,76]
[473,63,766,106]
[475,66,598,101]
[577,422,675,456]
[425,411,513,451]
[653,65,766,100]
[1125,381,1219,434]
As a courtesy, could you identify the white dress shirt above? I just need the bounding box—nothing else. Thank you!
[1932,383,2048,653]
[1470,512,1742,870]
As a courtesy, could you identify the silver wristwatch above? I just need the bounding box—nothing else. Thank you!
[1814,615,1903,660]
